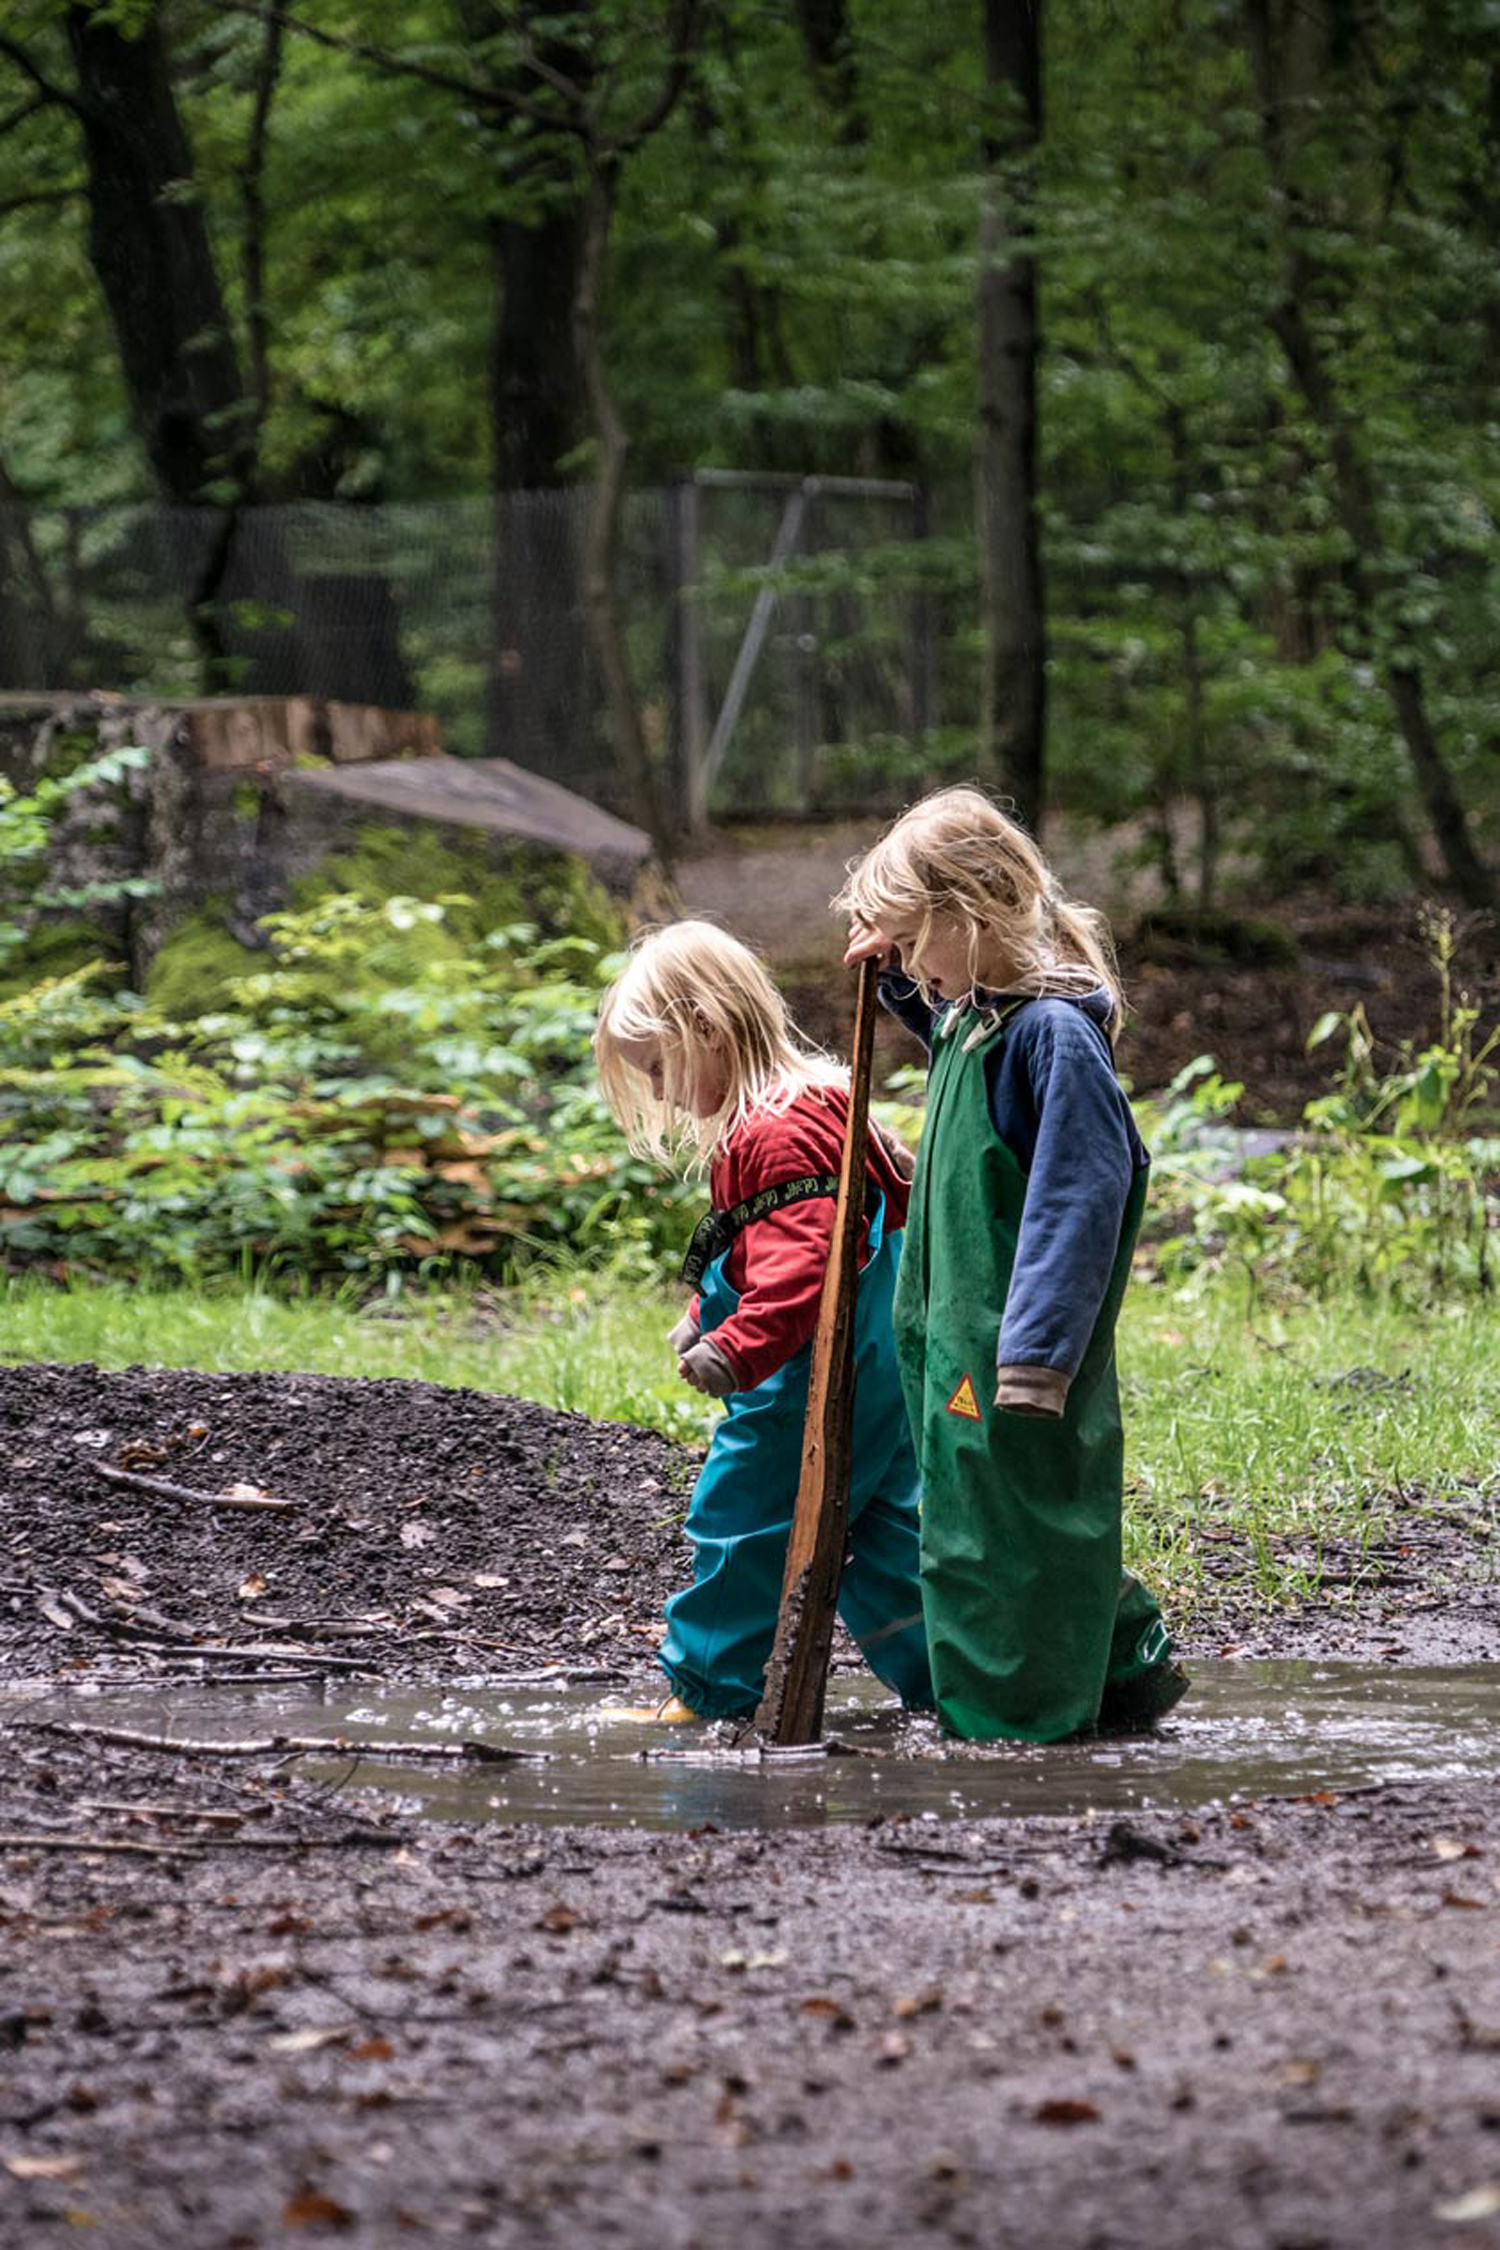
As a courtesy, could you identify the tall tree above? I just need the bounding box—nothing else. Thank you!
[1244,0,1493,908]
[975,0,1045,831]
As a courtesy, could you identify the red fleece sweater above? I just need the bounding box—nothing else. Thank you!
[693,1088,910,1393]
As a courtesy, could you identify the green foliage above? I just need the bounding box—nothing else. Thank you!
[0,743,154,974]
[0,889,691,1285]
[0,780,677,1285]
[1140,916,1498,1305]
[3,0,1499,883]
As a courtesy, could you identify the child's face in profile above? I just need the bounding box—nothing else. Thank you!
[884,912,1019,1001]
[616,1032,728,1120]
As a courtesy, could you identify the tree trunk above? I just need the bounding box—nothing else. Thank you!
[1244,0,1493,909]
[483,200,596,773]
[457,1,597,775]
[975,0,1046,833]
[65,7,251,507]
[574,162,672,859]
[795,0,866,146]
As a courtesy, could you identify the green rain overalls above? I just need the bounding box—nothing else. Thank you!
[894,1004,1169,1743]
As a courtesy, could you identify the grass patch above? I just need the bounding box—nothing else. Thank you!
[1124,1295,1498,1622]
[3,1272,1495,1624]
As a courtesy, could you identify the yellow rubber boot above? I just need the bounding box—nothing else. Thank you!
[609,1695,701,1724]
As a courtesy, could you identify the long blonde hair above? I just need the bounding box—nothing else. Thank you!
[834,785,1124,1037]
[594,919,844,1168]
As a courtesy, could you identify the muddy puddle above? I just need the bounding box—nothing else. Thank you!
[15,1658,1500,1831]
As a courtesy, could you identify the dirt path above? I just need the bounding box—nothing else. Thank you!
[3,1364,1500,2248]
[676,822,1500,1118]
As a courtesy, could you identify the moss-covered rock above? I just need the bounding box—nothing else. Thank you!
[143,908,262,1018]
[142,826,625,1020]
[290,825,624,953]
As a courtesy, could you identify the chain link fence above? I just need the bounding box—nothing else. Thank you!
[0,479,946,822]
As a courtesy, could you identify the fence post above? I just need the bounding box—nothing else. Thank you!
[911,482,938,748]
[671,475,710,836]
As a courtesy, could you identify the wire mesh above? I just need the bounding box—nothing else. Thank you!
[0,481,939,821]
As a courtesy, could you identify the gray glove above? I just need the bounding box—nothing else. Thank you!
[678,1336,739,1398]
[667,1310,700,1357]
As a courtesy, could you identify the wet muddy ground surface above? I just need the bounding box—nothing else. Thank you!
[3,1363,1500,2247]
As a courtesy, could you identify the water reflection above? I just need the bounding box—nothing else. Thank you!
[18,1659,1500,1833]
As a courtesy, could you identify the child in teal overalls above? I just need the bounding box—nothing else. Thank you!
[594,920,933,1723]
[838,788,1187,1744]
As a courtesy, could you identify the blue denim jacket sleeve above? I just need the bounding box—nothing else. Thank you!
[989,997,1147,1379]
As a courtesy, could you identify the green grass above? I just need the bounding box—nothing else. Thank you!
[1123,1295,1498,1618]
[3,1271,1495,1623]
[0,1270,719,1449]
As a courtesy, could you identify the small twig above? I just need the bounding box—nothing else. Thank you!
[76,1799,269,1825]
[0,1826,403,1855]
[0,1830,206,1858]
[32,1720,546,1764]
[155,1643,376,1672]
[88,1462,296,1512]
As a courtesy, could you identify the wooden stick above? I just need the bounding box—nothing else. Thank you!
[87,1462,296,1512]
[756,955,880,1745]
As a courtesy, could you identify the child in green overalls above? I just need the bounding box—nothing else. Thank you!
[837,787,1186,1743]
[594,920,933,1724]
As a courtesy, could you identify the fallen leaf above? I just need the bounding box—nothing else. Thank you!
[800,1996,855,2030]
[472,1573,509,1589]
[1441,1886,1486,1911]
[6,2154,84,2180]
[238,1573,268,1601]
[350,2035,393,2062]
[538,1903,579,1934]
[270,2026,353,2054]
[225,1482,275,1506]
[1034,2099,1100,2126]
[283,2186,356,2231]
[1432,1837,1481,1863]
[1436,2185,1500,2224]
[37,1597,74,1633]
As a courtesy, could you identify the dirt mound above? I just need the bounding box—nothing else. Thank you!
[1,1364,695,1680]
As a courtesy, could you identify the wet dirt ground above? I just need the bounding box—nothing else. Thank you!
[3,1363,1499,2248]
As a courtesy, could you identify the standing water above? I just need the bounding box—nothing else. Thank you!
[17,1659,1500,1832]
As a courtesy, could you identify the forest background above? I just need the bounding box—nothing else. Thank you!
[1,0,1498,900]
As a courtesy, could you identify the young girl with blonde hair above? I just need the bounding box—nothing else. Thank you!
[838,786,1184,1743]
[595,919,932,1723]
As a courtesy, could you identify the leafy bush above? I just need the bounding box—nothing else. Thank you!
[0,891,696,1287]
[1139,914,1498,1304]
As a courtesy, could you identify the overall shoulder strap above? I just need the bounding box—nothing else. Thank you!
[679,1173,878,1287]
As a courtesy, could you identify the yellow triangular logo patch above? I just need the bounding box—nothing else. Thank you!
[945,1374,982,1421]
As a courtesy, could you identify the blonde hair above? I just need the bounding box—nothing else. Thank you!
[594,919,844,1168]
[834,785,1124,1038]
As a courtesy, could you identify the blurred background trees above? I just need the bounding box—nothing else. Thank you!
[0,0,1496,903]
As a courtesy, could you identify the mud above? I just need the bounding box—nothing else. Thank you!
[3,1362,1499,2248]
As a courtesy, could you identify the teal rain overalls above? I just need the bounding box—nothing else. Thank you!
[894,1005,1170,1743]
[659,1191,934,1721]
